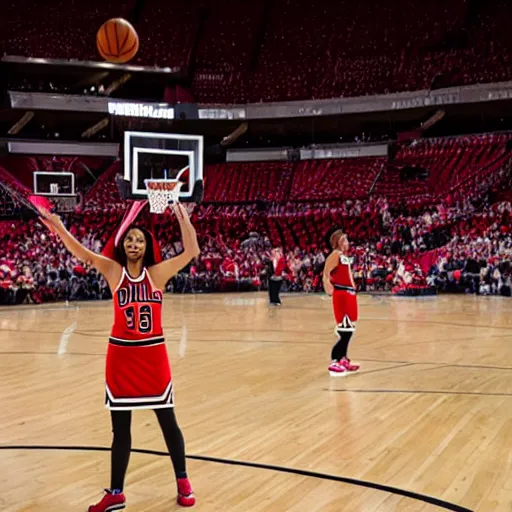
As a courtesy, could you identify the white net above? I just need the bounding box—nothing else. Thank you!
[145,180,183,214]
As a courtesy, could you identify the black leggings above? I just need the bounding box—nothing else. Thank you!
[268,277,282,304]
[110,408,187,491]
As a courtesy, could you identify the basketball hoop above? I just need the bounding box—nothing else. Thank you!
[145,179,183,214]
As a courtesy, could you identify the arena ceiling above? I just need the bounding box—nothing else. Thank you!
[2,57,512,151]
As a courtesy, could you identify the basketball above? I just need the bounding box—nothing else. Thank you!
[96,18,139,64]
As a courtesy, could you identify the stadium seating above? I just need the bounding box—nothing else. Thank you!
[0,133,511,302]
[3,0,512,103]
[1,0,130,62]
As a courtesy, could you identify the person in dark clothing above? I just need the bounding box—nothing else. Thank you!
[464,256,481,294]
[266,248,286,306]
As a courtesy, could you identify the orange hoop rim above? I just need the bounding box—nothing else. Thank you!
[145,179,181,192]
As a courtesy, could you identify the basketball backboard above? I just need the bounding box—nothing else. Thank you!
[122,131,203,202]
[33,171,78,212]
[34,171,75,196]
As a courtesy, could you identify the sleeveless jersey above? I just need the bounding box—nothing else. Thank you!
[106,267,173,410]
[110,267,163,343]
[330,254,358,326]
[330,254,354,289]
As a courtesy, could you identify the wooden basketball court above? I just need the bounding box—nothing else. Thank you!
[1,293,511,511]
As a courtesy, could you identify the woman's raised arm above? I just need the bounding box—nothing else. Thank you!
[148,203,200,290]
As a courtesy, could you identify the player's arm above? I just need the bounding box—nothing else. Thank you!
[347,259,356,289]
[322,250,339,296]
[148,203,200,290]
[37,208,121,288]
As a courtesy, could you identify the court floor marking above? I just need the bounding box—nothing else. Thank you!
[1,350,512,373]
[0,444,473,512]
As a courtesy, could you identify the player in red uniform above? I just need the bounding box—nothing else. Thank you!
[38,202,199,510]
[323,229,360,376]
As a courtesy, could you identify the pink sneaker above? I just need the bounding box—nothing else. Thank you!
[340,357,360,372]
[88,489,126,512]
[328,360,348,376]
[177,477,196,507]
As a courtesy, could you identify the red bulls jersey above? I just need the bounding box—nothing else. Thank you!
[330,253,354,289]
[110,267,163,342]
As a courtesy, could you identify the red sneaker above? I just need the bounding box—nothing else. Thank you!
[88,489,126,512]
[328,360,348,376]
[340,357,360,372]
[177,477,196,507]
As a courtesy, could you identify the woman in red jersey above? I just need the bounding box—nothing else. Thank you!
[323,229,360,376]
[38,202,199,510]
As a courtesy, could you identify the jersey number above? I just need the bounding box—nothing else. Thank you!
[124,305,153,333]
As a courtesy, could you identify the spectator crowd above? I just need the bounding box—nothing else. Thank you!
[3,0,512,105]
[1,175,510,304]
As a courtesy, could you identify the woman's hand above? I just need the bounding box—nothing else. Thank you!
[37,208,64,234]
[171,202,192,222]
[324,281,334,297]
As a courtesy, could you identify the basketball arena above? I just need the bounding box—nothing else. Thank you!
[0,2,511,511]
